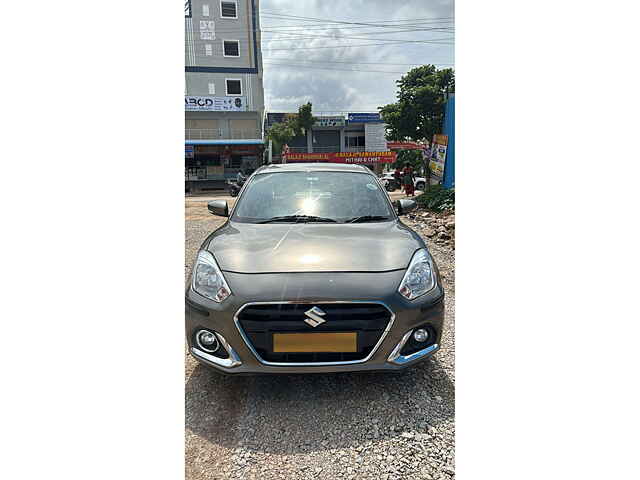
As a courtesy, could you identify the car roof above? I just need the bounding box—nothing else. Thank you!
[255,163,372,174]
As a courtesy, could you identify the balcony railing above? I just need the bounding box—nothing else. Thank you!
[311,145,341,153]
[185,129,262,140]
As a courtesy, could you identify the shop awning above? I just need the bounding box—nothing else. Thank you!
[185,139,265,145]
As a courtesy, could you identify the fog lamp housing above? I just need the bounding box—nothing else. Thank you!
[195,329,219,353]
[413,328,429,343]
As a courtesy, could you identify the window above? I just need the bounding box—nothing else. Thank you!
[220,1,237,18]
[346,135,366,147]
[204,44,212,56]
[208,83,215,95]
[202,4,210,16]
[225,79,242,95]
[223,40,240,57]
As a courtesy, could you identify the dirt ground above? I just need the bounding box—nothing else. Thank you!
[184,191,455,480]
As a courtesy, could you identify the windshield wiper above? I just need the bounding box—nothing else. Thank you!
[347,215,391,223]
[258,215,338,224]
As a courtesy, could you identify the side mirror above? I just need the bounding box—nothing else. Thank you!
[207,200,229,217]
[397,198,417,215]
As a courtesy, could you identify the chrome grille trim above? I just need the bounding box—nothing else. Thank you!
[233,300,395,366]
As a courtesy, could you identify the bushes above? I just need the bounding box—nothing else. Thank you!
[415,185,455,212]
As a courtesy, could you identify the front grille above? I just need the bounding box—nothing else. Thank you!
[236,303,393,364]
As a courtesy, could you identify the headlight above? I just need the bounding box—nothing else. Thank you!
[398,249,436,300]
[191,250,231,302]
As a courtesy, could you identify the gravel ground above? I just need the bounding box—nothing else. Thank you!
[185,198,455,480]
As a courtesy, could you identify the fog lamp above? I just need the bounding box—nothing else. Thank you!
[196,330,219,353]
[413,328,429,343]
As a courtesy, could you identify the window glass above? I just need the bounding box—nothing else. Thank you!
[223,40,239,57]
[221,1,237,18]
[233,171,395,223]
[226,79,242,95]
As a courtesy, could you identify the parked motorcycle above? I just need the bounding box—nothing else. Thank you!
[384,179,400,192]
[227,180,241,197]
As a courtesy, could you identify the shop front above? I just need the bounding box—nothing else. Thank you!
[185,140,264,193]
[282,151,396,172]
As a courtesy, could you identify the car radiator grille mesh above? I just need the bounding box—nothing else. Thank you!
[236,303,392,364]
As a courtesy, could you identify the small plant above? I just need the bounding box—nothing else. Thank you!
[415,184,455,212]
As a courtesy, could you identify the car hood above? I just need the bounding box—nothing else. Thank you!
[205,220,423,273]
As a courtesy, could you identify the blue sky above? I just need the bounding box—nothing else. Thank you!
[259,0,454,113]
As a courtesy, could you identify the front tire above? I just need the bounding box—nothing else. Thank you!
[415,182,425,191]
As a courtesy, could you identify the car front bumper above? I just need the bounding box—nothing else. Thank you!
[185,270,444,374]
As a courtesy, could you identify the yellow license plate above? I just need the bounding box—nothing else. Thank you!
[273,332,357,353]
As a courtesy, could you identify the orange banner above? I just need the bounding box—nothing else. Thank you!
[284,151,396,164]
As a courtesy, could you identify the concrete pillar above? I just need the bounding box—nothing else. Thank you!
[339,128,346,152]
[307,129,313,153]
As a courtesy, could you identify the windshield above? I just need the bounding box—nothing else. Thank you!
[232,171,395,223]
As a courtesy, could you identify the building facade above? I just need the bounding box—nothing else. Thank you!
[265,112,393,173]
[185,0,265,192]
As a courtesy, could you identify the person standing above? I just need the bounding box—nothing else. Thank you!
[393,166,402,190]
[402,163,416,197]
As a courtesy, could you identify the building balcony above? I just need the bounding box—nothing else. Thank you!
[344,146,366,152]
[312,145,341,153]
[185,129,262,140]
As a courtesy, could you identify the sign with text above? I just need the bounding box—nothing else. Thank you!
[428,134,448,180]
[387,141,423,150]
[365,123,387,152]
[185,96,246,111]
[314,115,346,127]
[284,151,396,164]
[348,112,381,123]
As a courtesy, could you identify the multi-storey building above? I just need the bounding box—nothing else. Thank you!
[185,0,265,192]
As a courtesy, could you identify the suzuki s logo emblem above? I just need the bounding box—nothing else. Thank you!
[304,307,326,327]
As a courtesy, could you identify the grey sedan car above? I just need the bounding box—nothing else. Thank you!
[186,163,444,374]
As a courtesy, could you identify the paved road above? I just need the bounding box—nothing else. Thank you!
[185,199,455,480]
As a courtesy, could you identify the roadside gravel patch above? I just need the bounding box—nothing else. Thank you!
[185,202,455,479]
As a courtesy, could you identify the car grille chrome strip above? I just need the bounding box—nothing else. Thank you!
[191,332,242,368]
[233,300,395,367]
[387,330,440,365]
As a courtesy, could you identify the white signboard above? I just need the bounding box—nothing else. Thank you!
[185,96,247,111]
[199,20,215,40]
[314,116,345,127]
[365,123,387,152]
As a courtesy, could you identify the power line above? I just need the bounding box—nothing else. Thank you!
[260,27,454,43]
[263,59,454,67]
[263,39,453,51]
[263,62,409,74]
[260,21,453,32]
[261,11,454,30]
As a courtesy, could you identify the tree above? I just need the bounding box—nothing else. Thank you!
[393,150,424,174]
[380,65,454,188]
[266,102,316,155]
[267,121,297,157]
[297,102,315,135]
[379,65,455,143]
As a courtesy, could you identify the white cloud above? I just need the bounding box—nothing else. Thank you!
[260,0,454,112]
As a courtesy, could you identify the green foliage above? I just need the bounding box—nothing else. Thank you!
[297,102,315,132]
[393,150,424,174]
[379,65,455,143]
[415,185,455,212]
[267,102,316,154]
[267,121,297,155]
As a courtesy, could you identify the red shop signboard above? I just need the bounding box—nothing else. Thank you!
[284,151,396,164]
